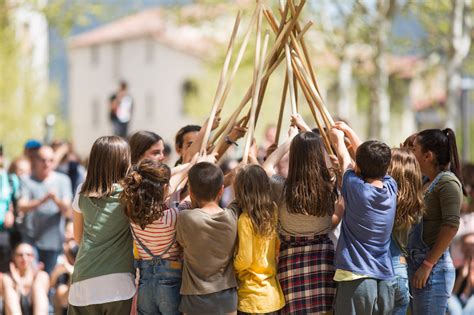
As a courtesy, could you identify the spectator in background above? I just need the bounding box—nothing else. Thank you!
[0,145,20,273]
[448,228,474,315]
[17,146,72,274]
[51,220,77,315]
[1,243,50,315]
[51,140,86,195]
[23,140,42,161]
[110,81,134,138]
[8,156,31,178]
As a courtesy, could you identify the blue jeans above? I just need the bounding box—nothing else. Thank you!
[390,240,409,315]
[136,259,182,315]
[334,278,395,315]
[408,250,455,315]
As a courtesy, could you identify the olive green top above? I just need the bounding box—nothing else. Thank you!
[422,173,463,248]
[72,186,134,283]
[392,222,412,257]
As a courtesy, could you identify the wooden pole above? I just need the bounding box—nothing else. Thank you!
[292,53,335,128]
[292,60,334,155]
[199,12,241,154]
[216,5,259,111]
[285,43,297,115]
[275,74,289,145]
[242,3,266,163]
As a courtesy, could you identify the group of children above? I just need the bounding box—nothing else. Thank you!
[67,114,465,315]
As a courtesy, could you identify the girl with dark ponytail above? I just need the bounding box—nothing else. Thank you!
[408,128,465,314]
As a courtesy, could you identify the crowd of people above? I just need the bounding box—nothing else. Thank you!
[0,111,473,315]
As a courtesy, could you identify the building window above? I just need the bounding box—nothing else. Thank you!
[112,41,121,79]
[90,45,99,66]
[145,92,155,119]
[91,98,100,128]
[145,38,154,64]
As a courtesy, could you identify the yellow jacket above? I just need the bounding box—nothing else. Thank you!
[234,213,285,313]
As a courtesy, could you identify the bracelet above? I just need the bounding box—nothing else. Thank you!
[422,259,434,268]
[224,136,238,147]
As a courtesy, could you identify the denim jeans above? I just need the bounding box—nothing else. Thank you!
[407,250,455,315]
[390,239,410,315]
[334,278,395,315]
[136,259,182,315]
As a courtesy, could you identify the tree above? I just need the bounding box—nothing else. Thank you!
[445,0,472,129]
[0,0,104,157]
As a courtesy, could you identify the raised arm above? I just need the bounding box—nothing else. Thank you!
[330,128,353,172]
[334,121,362,157]
[262,125,298,177]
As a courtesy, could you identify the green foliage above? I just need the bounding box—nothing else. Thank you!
[0,0,103,159]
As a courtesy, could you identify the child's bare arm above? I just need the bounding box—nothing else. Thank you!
[334,121,362,153]
[330,128,352,172]
[262,125,298,177]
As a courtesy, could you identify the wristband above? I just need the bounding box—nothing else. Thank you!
[224,136,238,147]
[422,259,434,268]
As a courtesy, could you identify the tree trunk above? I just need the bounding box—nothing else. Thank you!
[369,0,395,142]
[336,48,354,122]
[445,0,472,129]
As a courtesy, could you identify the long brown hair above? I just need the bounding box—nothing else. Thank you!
[80,136,130,198]
[234,165,277,237]
[121,159,171,229]
[285,132,337,216]
[388,148,425,226]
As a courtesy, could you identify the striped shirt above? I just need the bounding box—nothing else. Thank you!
[131,206,182,261]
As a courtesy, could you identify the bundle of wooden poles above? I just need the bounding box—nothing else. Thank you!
[199,0,336,162]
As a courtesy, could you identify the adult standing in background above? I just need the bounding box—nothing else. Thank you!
[18,146,72,274]
[110,81,134,138]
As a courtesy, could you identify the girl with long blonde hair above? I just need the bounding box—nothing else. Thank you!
[388,148,425,315]
[233,164,285,314]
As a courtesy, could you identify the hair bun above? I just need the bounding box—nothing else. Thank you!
[129,170,142,188]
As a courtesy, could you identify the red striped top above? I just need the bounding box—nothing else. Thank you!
[131,206,182,261]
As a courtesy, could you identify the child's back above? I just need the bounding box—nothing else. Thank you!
[177,207,237,294]
[330,132,397,315]
[176,162,238,315]
[335,169,397,278]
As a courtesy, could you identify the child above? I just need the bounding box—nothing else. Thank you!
[121,159,182,315]
[388,148,424,315]
[68,136,135,314]
[176,162,238,315]
[409,129,465,314]
[263,118,337,314]
[233,165,285,314]
[330,126,397,315]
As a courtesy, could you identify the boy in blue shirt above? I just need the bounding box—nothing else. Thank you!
[330,125,397,315]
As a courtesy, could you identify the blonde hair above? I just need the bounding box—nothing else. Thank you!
[234,165,277,237]
[388,148,425,226]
